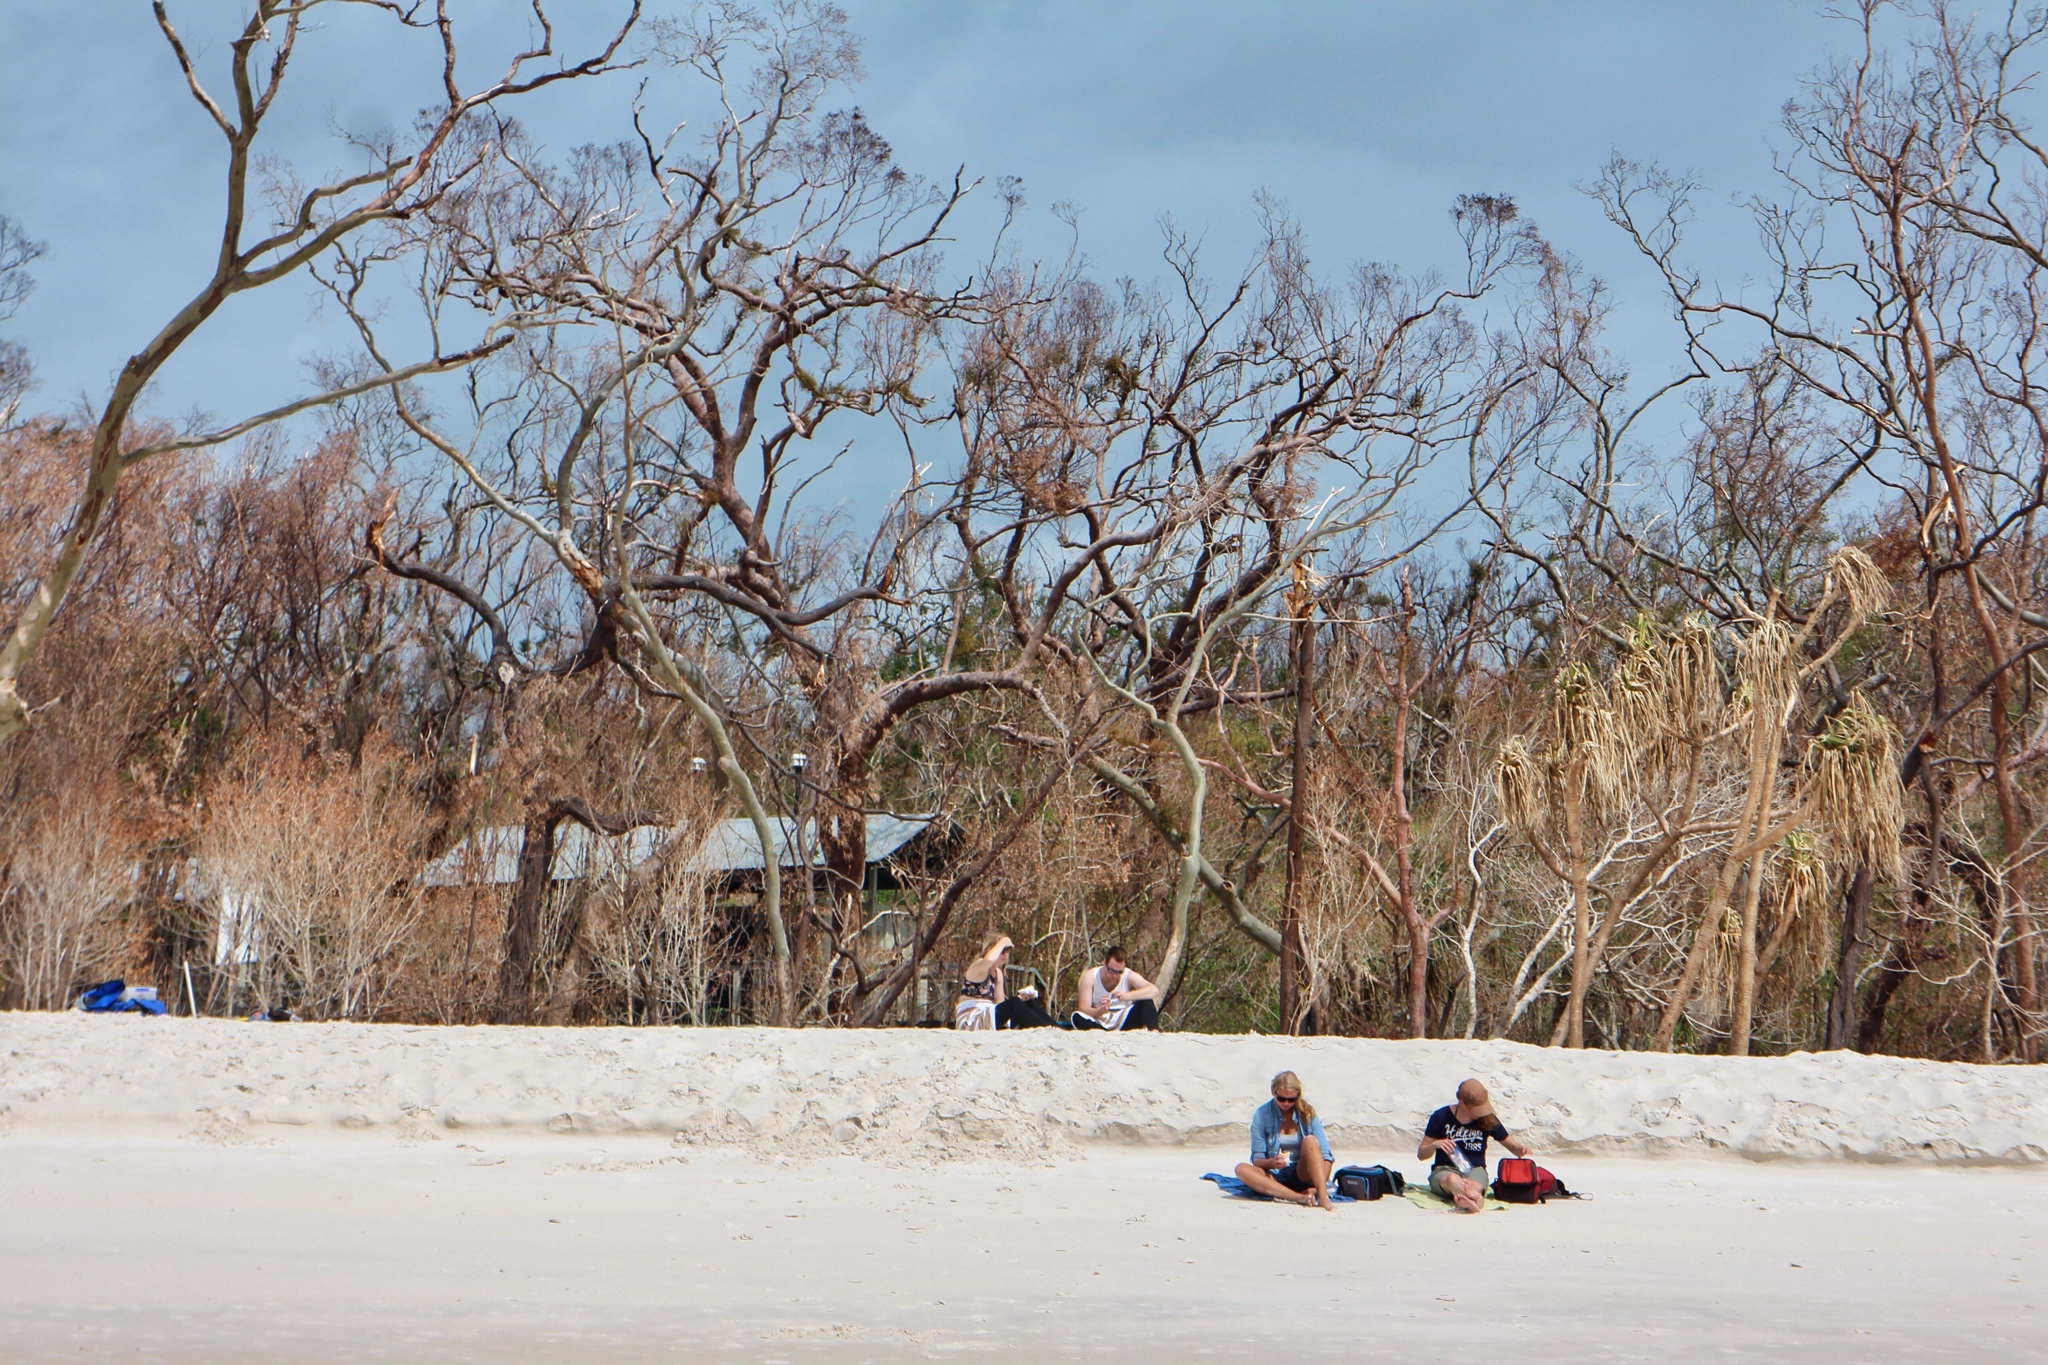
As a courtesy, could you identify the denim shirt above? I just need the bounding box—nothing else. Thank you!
[1249,1098,1333,1164]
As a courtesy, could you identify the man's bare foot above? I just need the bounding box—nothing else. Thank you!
[1453,1191,1483,1212]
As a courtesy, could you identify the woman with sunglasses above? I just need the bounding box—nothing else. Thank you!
[954,935,1061,1029]
[1233,1070,1334,1209]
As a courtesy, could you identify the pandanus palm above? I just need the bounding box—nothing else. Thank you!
[1495,616,1722,1048]
[1654,547,1904,1054]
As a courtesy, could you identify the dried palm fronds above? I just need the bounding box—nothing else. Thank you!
[1826,545,1892,626]
[1698,900,1746,1016]
[1769,829,1833,972]
[1662,614,1723,741]
[1553,661,1625,804]
[1611,616,1667,761]
[1807,692,1905,879]
[1619,613,1725,774]
[1736,617,1799,722]
[1496,736,1548,834]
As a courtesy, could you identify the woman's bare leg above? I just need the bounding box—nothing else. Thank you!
[1233,1162,1317,1205]
[1296,1144,1334,1210]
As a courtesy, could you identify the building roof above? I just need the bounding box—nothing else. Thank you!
[419,823,671,887]
[682,814,938,874]
[419,814,944,887]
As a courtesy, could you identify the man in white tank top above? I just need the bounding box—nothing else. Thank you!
[1072,946,1162,1030]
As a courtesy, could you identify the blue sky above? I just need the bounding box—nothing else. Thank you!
[0,2,1847,432]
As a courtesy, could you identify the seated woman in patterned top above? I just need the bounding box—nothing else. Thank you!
[953,935,1059,1029]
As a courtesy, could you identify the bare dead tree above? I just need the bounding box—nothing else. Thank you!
[0,0,641,746]
[0,214,43,424]
[495,794,661,1024]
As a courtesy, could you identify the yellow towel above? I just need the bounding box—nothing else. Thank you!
[1403,1185,1510,1213]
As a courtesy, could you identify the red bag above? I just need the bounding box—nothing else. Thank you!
[1494,1157,1571,1203]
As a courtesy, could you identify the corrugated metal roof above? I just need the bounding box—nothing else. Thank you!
[682,814,937,873]
[420,823,672,887]
[420,814,941,887]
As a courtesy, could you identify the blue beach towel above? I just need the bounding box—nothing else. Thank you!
[76,980,168,1016]
[1201,1172,1355,1203]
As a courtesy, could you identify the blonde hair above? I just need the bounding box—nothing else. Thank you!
[978,934,1013,960]
[1270,1071,1316,1123]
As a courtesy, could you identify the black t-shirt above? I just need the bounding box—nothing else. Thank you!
[1424,1104,1509,1172]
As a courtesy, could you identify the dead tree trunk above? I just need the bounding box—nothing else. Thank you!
[818,743,872,1021]
[1825,862,1874,1050]
[495,796,656,1025]
[1373,571,1432,1039]
[1279,613,1314,1034]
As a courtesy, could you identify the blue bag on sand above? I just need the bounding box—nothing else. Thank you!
[77,980,127,1011]
[1334,1164,1406,1200]
[77,980,168,1016]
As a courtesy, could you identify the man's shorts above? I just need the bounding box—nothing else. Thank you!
[1429,1167,1489,1199]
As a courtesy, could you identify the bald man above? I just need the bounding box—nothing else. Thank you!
[1418,1078,1532,1212]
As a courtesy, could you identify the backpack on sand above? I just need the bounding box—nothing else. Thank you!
[1334,1165,1406,1201]
[1493,1156,1578,1203]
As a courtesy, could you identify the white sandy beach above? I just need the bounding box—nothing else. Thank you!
[2,1015,2044,1362]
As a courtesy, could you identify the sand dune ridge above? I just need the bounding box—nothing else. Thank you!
[2,1013,2040,1164]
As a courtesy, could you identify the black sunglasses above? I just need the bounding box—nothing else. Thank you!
[1274,1095,1299,1105]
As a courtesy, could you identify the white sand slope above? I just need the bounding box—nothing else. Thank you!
[3,1013,2042,1163]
